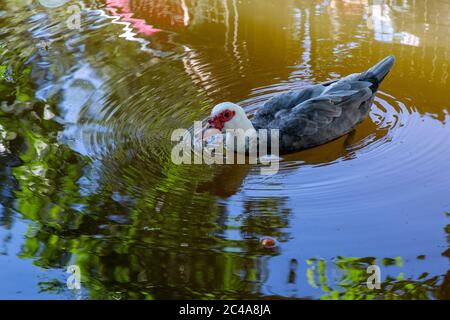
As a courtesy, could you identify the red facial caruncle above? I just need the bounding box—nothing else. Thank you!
[207,109,236,131]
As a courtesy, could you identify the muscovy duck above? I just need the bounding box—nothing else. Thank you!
[203,56,395,154]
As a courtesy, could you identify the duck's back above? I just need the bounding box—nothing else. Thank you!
[252,56,395,154]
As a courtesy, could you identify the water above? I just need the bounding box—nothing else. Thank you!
[0,0,449,299]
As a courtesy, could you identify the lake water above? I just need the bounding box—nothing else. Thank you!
[0,0,449,299]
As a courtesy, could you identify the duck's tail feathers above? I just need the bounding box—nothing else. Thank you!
[359,55,395,92]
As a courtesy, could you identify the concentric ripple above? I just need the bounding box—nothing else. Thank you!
[236,89,450,221]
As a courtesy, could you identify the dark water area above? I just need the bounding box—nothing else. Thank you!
[0,0,449,299]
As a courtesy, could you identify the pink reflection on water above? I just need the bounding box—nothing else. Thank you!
[106,0,161,36]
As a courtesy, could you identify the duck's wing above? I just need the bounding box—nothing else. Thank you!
[251,56,395,152]
[255,78,373,131]
[252,84,326,130]
[262,80,374,150]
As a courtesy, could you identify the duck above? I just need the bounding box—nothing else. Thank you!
[203,56,395,154]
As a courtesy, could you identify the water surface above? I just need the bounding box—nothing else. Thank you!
[0,0,449,299]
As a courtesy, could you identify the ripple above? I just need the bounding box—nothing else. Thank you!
[230,89,450,220]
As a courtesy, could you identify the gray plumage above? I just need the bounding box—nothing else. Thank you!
[252,56,395,153]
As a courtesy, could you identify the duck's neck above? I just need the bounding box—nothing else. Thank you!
[225,118,257,154]
[238,117,256,132]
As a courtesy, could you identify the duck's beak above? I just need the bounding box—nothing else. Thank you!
[201,124,220,140]
[194,122,218,141]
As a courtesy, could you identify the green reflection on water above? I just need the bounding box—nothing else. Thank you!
[307,256,449,300]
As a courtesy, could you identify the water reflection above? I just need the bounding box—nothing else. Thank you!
[0,0,449,299]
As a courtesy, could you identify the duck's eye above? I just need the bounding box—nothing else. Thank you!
[224,111,230,118]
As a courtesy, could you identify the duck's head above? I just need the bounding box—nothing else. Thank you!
[205,102,253,134]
